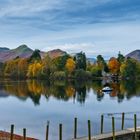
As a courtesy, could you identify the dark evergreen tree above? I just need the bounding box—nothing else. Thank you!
[96,55,108,72]
[117,51,125,64]
[75,52,87,70]
[54,54,70,71]
[29,49,41,62]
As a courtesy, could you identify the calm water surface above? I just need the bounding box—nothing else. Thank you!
[0,80,140,140]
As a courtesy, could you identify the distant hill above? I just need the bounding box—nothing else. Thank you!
[47,49,67,58]
[87,58,96,64]
[0,45,67,62]
[0,47,10,51]
[126,50,140,61]
[0,45,33,62]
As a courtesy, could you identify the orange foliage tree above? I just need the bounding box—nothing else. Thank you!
[108,57,120,74]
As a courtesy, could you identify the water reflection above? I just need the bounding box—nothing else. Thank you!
[0,80,140,105]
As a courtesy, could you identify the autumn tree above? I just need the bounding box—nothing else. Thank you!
[4,58,29,79]
[42,55,56,77]
[18,58,28,78]
[53,54,70,71]
[65,58,76,74]
[27,61,44,78]
[4,59,19,78]
[108,57,120,74]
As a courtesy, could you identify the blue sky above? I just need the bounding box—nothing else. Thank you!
[0,0,140,58]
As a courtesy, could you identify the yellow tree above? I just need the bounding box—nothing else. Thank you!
[27,61,44,78]
[108,57,120,74]
[65,58,76,74]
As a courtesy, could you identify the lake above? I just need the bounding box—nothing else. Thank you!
[0,79,140,140]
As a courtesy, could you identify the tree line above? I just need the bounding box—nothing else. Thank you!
[0,49,140,80]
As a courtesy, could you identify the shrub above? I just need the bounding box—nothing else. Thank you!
[50,71,66,80]
[74,69,92,80]
[91,67,102,77]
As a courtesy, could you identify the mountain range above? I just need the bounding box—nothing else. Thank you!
[0,45,140,62]
[0,45,66,62]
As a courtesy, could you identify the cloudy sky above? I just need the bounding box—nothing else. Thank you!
[0,0,140,58]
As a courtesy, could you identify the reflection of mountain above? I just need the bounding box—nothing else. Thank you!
[0,80,140,105]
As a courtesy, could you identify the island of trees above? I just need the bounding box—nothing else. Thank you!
[0,49,140,81]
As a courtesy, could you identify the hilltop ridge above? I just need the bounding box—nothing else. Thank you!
[126,50,140,61]
[0,45,66,62]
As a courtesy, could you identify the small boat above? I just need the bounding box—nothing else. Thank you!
[102,86,113,92]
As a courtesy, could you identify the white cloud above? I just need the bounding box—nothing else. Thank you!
[0,0,64,17]
[0,0,140,59]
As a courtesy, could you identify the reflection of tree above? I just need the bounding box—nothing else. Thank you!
[117,93,124,103]
[121,80,140,99]
[96,91,104,101]
[65,86,76,98]
[50,85,69,101]
[1,79,140,105]
[76,85,86,104]
[3,81,29,100]
[109,82,120,98]
[91,80,103,101]
[27,80,48,105]
[91,80,102,92]
[29,94,41,105]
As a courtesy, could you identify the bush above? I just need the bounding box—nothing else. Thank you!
[50,71,66,80]
[91,67,102,77]
[74,69,92,80]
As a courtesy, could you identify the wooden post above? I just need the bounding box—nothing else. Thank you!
[46,121,50,140]
[121,112,124,130]
[101,114,104,134]
[112,117,115,140]
[74,118,77,139]
[10,124,14,140]
[88,120,91,140]
[134,114,137,140]
[23,128,26,140]
[59,124,62,140]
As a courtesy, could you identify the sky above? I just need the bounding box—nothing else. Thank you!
[0,0,140,58]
